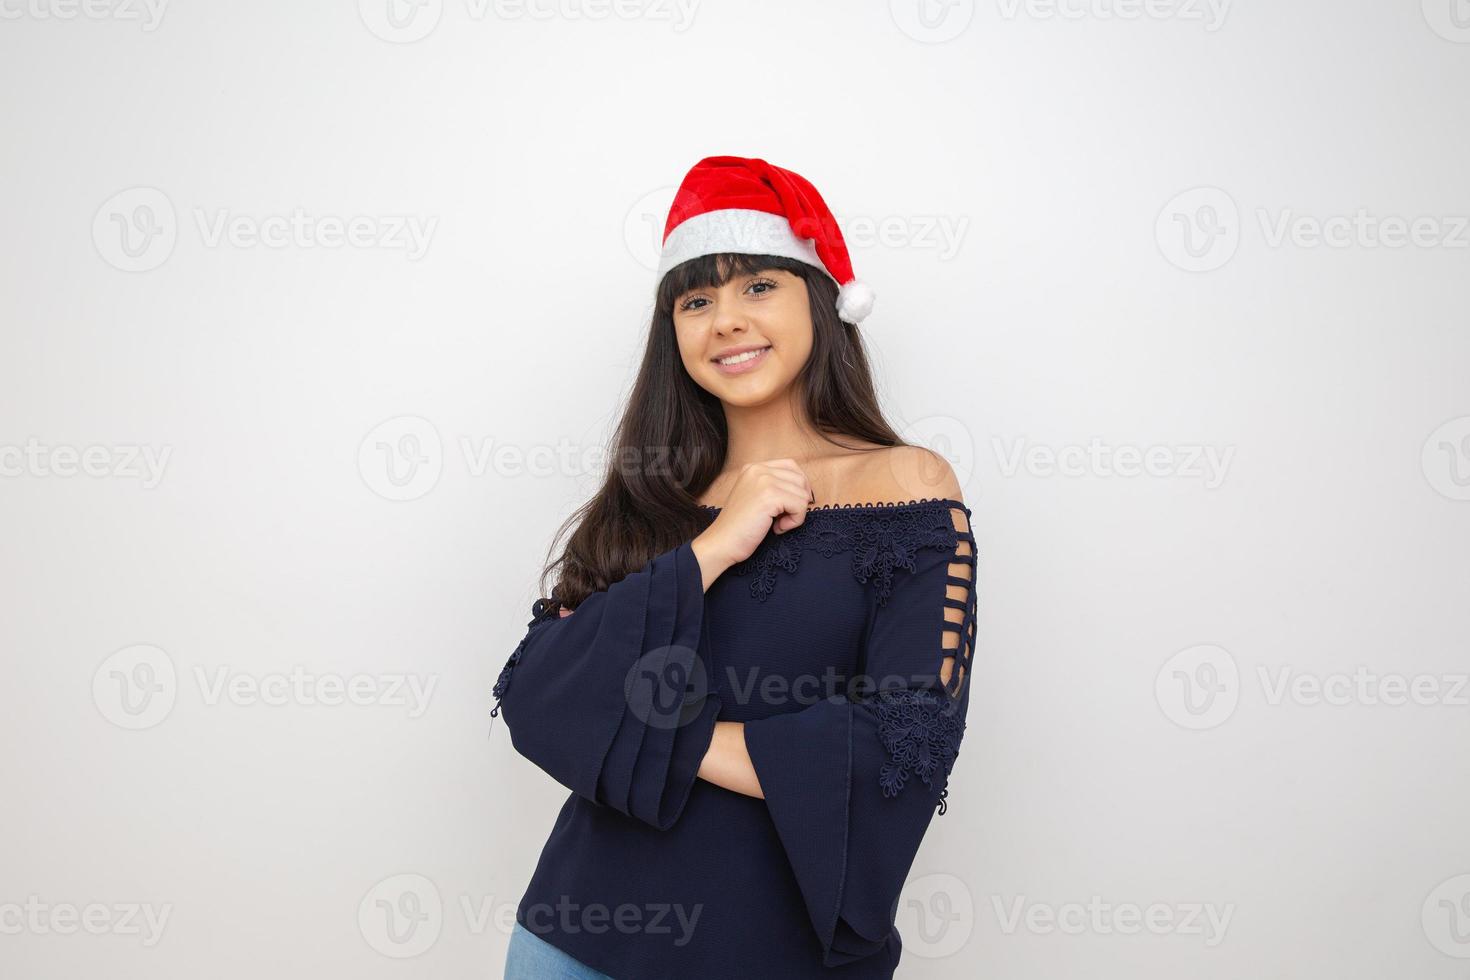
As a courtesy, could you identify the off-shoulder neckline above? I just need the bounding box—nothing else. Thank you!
[697,495,970,516]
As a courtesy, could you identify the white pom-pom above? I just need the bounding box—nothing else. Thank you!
[835,279,875,324]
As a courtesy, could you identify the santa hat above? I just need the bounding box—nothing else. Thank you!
[656,155,875,325]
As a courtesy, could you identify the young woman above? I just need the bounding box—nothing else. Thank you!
[494,156,977,979]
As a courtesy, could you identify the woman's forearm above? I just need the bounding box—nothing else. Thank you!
[697,721,764,798]
[690,532,736,593]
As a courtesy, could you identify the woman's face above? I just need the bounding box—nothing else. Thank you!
[671,266,813,407]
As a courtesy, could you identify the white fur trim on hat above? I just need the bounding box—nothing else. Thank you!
[657,208,832,283]
[836,279,875,324]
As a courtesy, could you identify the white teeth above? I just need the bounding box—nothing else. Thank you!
[717,347,770,366]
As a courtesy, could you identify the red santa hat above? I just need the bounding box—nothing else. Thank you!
[656,155,876,325]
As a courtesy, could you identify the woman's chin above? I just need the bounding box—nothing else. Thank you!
[705,377,786,407]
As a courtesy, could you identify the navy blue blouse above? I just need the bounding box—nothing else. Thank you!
[491,497,977,979]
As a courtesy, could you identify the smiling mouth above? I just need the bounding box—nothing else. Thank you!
[714,345,772,367]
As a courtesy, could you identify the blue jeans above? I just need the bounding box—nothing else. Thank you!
[504,921,615,979]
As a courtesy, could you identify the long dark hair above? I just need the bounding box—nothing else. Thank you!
[535,252,910,611]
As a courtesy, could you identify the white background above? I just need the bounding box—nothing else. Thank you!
[2,1,1469,977]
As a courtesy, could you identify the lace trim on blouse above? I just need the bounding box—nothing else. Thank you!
[489,597,560,718]
[698,496,966,605]
[871,688,966,815]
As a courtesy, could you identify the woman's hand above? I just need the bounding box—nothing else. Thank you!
[690,459,815,588]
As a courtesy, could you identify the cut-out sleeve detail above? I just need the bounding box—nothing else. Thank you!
[741,502,977,967]
[489,540,723,831]
[868,503,976,808]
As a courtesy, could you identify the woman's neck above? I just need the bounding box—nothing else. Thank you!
[720,391,829,469]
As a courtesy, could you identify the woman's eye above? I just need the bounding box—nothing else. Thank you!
[678,280,773,312]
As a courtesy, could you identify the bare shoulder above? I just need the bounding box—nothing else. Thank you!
[850,444,965,506]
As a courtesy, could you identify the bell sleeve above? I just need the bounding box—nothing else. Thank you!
[741,502,977,967]
[489,539,723,831]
